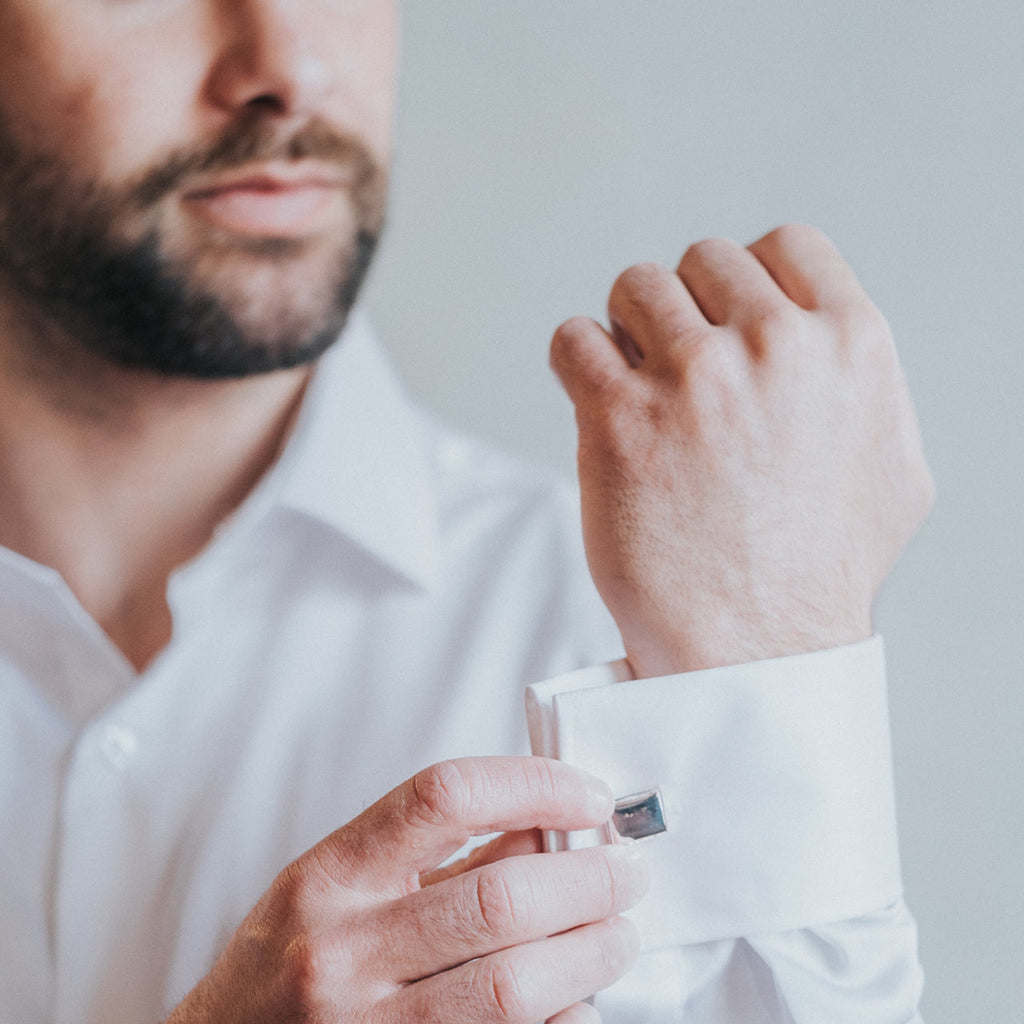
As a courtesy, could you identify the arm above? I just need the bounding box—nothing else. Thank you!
[545,224,932,1020]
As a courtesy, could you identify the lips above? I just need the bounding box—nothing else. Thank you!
[183,168,350,238]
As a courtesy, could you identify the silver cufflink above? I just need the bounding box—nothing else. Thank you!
[612,789,667,840]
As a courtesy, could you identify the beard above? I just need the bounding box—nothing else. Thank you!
[0,111,387,379]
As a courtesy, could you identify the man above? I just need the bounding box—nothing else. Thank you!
[0,2,933,1022]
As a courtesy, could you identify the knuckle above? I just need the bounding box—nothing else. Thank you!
[411,760,472,827]
[549,318,635,406]
[280,935,334,1014]
[520,754,561,804]
[596,918,639,977]
[483,956,528,1023]
[607,262,672,319]
[611,260,666,298]
[761,222,832,256]
[597,848,623,914]
[765,221,815,247]
[589,933,620,983]
[553,314,598,341]
[679,235,736,270]
[550,316,596,366]
[473,864,524,937]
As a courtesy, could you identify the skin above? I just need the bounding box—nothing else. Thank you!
[0,3,934,1023]
[0,0,397,669]
[165,758,646,1024]
[551,225,935,678]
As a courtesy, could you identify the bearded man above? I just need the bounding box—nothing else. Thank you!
[0,3,933,1023]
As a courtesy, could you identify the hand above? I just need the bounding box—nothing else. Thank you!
[165,757,647,1024]
[551,225,934,678]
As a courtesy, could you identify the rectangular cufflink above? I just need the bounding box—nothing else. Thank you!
[613,789,667,840]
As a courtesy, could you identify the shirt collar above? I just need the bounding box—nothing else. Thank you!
[265,310,442,591]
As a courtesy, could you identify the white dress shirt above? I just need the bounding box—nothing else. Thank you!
[0,314,925,1023]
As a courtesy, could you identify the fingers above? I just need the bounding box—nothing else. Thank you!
[676,237,787,330]
[549,317,628,406]
[548,1001,602,1024]
[378,843,649,982]
[391,915,639,1024]
[550,266,709,403]
[308,757,613,893]
[419,829,543,888]
[747,223,867,313]
[552,226,867,406]
[606,261,708,358]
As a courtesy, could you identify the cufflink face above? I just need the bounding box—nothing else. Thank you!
[612,789,667,840]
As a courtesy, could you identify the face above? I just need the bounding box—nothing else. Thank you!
[0,0,398,378]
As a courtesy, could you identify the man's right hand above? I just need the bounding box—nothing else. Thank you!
[165,757,648,1024]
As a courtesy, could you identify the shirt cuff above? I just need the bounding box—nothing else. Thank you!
[525,637,903,951]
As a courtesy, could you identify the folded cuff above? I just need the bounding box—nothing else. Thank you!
[525,637,903,950]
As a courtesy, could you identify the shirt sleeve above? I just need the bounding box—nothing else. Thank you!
[525,636,926,1023]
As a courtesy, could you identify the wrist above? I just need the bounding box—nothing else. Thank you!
[623,615,873,679]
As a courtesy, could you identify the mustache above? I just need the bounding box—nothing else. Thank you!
[130,115,382,208]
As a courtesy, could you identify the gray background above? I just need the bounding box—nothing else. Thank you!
[365,4,1022,1020]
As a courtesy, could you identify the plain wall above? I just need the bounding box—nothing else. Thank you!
[365,4,1023,1020]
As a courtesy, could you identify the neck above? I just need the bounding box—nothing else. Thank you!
[0,290,312,670]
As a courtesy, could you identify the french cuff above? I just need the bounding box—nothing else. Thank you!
[525,636,903,951]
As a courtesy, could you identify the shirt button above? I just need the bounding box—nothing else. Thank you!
[99,725,138,770]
